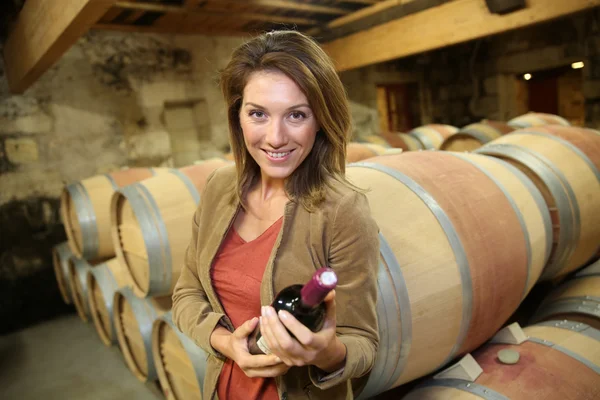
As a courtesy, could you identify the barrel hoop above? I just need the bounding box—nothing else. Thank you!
[533,297,600,322]
[120,184,172,296]
[415,379,509,400]
[119,287,159,380]
[512,131,600,183]
[528,336,600,374]
[476,144,577,280]
[408,130,436,150]
[56,243,73,298]
[533,320,600,342]
[104,174,119,190]
[73,258,91,317]
[459,128,494,144]
[576,260,600,278]
[351,162,472,370]
[169,169,202,206]
[66,182,99,260]
[160,312,207,394]
[378,233,411,390]
[484,157,553,269]
[448,153,531,300]
[91,264,120,341]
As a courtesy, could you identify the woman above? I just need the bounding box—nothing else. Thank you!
[172,30,380,400]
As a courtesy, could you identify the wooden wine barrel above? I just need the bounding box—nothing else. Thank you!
[87,258,132,346]
[476,131,600,280]
[111,159,231,297]
[67,256,93,322]
[516,125,600,172]
[113,288,172,382]
[381,132,425,151]
[53,242,73,304]
[60,168,162,261]
[403,321,600,400]
[360,135,391,147]
[407,124,459,150]
[532,259,600,330]
[440,121,515,152]
[152,312,206,400]
[347,152,534,397]
[508,112,571,128]
[346,142,390,163]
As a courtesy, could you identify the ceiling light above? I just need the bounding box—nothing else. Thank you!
[523,73,532,81]
[572,61,584,69]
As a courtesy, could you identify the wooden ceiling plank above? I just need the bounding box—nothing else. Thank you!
[322,0,600,72]
[115,1,317,25]
[3,0,118,94]
[98,6,126,23]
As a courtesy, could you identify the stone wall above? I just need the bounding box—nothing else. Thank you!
[340,9,600,133]
[0,30,245,333]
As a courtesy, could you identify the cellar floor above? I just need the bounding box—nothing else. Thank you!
[0,313,163,400]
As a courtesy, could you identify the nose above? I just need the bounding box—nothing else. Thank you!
[266,119,288,149]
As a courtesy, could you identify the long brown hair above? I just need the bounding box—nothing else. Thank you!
[220,30,355,211]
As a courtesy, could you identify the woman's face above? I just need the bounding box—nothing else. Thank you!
[240,70,319,182]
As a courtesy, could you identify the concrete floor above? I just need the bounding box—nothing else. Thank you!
[0,313,163,400]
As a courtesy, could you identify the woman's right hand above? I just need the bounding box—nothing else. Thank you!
[211,317,290,378]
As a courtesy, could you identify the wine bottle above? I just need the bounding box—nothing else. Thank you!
[248,267,338,355]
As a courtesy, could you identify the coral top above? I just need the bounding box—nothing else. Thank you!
[211,218,283,400]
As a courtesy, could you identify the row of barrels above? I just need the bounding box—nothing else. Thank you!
[54,111,599,398]
[53,238,600,399]
[377,111,572,152]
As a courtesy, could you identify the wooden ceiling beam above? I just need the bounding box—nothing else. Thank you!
[322,0,600,72]
[115,1,317,25]
[2,0,117,94]
[223,0,349,15]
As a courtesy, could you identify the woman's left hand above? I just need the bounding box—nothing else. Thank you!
[259,290,347,372]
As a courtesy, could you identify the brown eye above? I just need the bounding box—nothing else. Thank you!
[290,111,306,120]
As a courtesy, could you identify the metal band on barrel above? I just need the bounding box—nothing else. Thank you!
[476,144,577,280]
[169,170,201,205]
[91,264,119,341]
[448,153,532,300]
[67,182,99,259]
[351,162,472,371]
[120,184,172,296]
[415,379,509,400]
[409,130,436,150]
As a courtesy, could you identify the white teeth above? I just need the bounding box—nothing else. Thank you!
[266,151,290,158]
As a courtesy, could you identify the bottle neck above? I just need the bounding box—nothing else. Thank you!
[300,268,337,308]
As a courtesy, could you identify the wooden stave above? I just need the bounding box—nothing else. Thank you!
[519,125,600,173]
[403,321,600,400]
[111,161,230,298]
[60,168,158,261]
[477,132,600,279]
[348,151,530,396]
[52,242,73,304]
[408,124,459,150]
[446,152,552,296]
[440,122,514,152]
[152,312,206,400]
[508,112,571,128]
[113,287,172,382]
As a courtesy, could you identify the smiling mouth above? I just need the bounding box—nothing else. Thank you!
[264,150,294,158]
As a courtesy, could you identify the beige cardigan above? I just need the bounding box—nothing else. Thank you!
[172,164,380,400]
